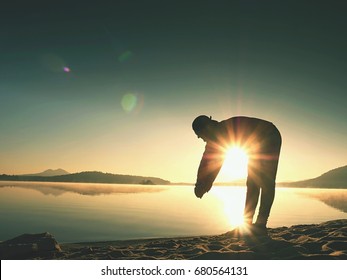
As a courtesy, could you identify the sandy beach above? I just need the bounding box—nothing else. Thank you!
[1,219,346,260]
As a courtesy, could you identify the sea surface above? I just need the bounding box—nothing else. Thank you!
[0,181,346,243]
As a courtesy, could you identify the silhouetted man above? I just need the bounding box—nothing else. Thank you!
[192,115,282,234]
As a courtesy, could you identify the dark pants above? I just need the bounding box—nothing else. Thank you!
[244,129,282,226]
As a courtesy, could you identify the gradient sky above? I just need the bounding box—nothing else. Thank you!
[1,1,346,183]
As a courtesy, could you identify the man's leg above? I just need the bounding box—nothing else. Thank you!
[244,161,261,225]
[254,169,276,226]
[255,138,281,227]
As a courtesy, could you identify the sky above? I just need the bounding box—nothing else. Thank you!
[1,1,346,183]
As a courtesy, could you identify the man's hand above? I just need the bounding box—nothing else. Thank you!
[194,182,212,199]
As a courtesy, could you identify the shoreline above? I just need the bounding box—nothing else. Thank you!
[1,219,346,260]
[1,179,347,189]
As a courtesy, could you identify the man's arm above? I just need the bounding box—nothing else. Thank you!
[195,143,224,198]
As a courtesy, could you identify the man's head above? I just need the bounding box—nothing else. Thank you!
[192,115,214,142]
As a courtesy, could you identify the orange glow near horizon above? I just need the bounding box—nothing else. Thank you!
[218,146,249,182]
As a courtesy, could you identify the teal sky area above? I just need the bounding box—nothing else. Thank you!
[1,1,346,182]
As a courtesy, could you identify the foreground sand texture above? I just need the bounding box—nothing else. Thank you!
[1,220,346,260]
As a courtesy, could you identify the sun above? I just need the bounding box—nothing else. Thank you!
[218,146,249,182]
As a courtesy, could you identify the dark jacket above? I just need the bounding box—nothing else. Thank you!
[196,116,281,189]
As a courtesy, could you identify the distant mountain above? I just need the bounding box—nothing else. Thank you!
[282,165,347,188]
[23,169,70,177]
[0,171,170,185]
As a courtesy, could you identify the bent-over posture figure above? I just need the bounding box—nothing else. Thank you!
[192,115,282,233]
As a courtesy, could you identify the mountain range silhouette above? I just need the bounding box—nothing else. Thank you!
[282,165,347,188]
[0,170,170,185]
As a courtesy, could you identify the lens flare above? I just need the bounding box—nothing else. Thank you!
[121,93,137,112]
[121,92,144,114]
[118,50,133,62]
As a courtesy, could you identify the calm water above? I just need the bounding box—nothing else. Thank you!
[0,181,346,243]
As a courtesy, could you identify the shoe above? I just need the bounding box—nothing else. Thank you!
[250,223,268,236]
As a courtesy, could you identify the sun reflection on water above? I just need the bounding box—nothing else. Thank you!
[210,186,246,229]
